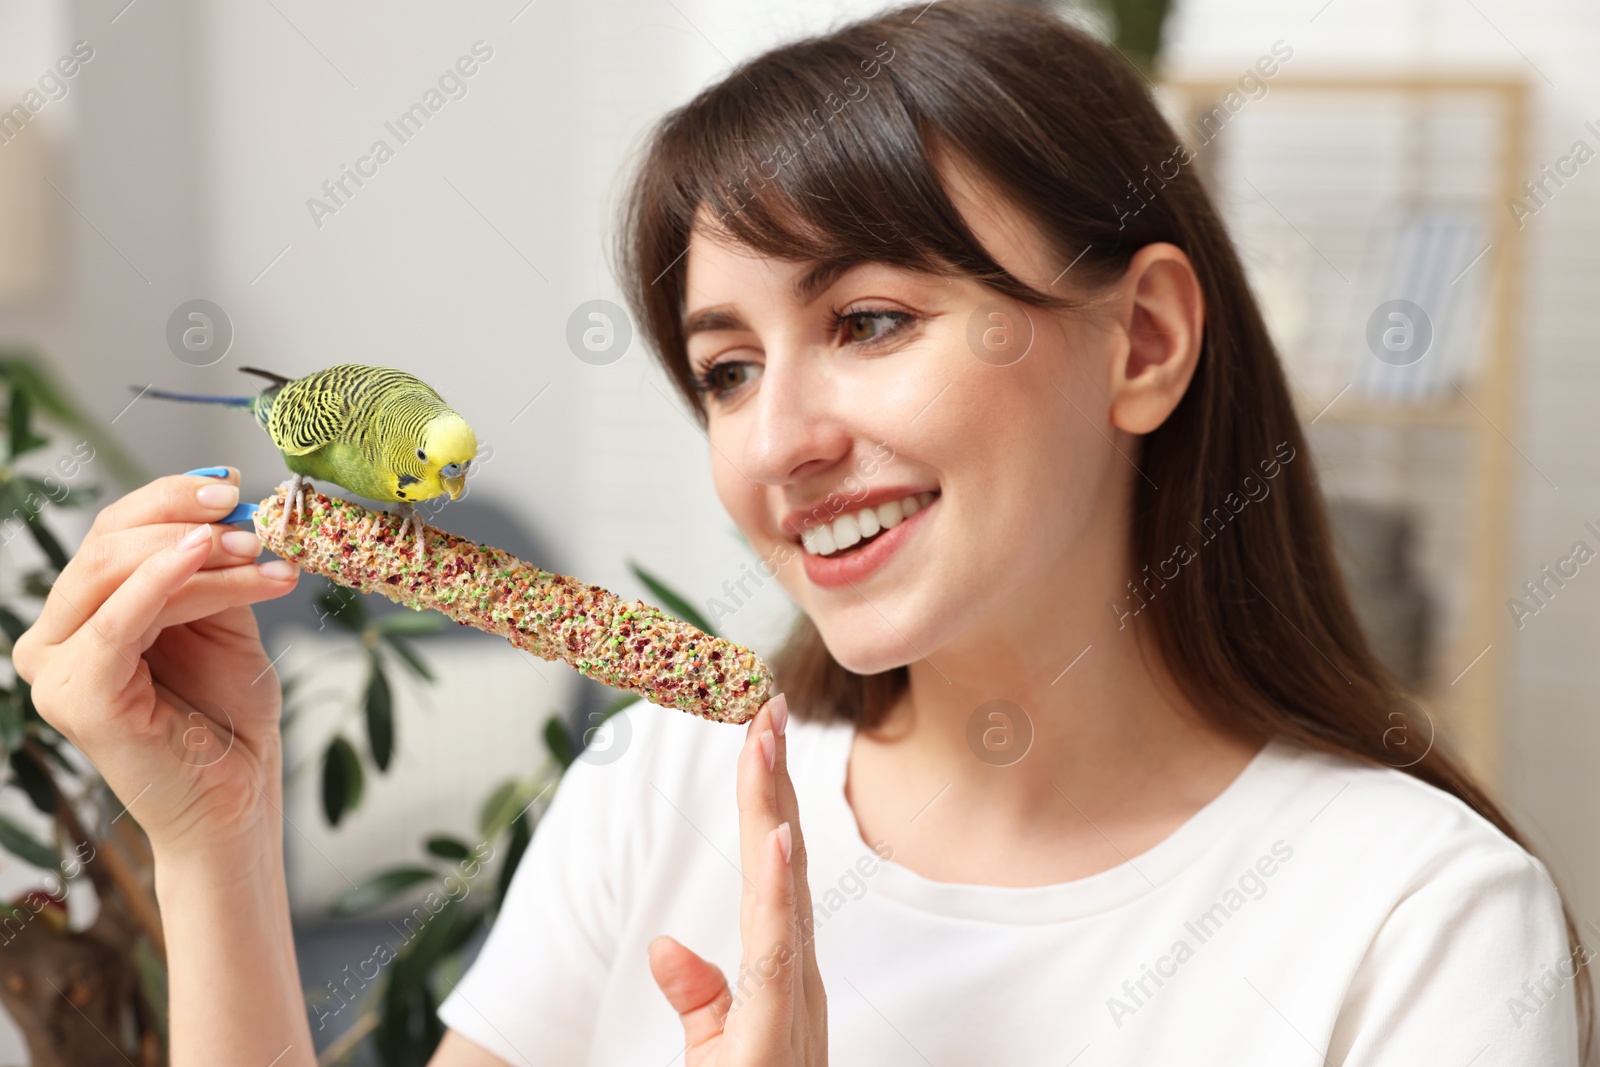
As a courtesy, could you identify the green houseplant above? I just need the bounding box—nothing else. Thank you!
[0,351,167,1067]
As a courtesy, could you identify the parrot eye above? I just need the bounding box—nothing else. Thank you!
[416,448,427,461]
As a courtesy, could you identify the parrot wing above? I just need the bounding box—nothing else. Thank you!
[268,378,354,457]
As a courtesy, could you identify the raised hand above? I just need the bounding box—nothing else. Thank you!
[648,693,829,1066]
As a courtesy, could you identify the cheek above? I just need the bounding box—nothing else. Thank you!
[707,427,767,534]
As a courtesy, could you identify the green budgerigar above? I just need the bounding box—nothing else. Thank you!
[138,363,478,554]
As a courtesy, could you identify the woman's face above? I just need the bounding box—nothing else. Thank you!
[681,167,1143,680]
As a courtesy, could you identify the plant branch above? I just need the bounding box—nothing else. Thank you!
[26,739,166,956]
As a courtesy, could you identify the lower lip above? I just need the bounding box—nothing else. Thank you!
[799,498,936,590]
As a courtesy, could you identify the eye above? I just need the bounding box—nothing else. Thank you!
[692,359,763,400]
[833,307,912,346]
[416,448,427,461]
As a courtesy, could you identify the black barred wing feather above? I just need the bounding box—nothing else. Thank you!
[267,372,353,456]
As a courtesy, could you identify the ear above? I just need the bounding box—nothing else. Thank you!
[1106,243,1205,436]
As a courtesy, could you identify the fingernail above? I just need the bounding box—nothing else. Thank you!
[220,530,260,557]
[760,729,775,772]
[183,466,232,478]
[776,822,792,865]
[176,525,210,551]
[258,560,298,580]
[197,483,239,509]
[770,692,788,736]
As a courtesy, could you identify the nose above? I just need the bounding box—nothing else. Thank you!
[738,346,852,487]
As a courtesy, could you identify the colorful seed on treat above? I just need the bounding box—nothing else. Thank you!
[252,484,774,725]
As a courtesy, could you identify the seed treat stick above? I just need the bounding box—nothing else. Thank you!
[252,484,774,725]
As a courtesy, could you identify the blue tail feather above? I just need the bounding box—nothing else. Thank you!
[141,386,255,407]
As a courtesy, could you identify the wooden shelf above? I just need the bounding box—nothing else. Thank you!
[1164,73,1530,792]
[1295,392,1481,429]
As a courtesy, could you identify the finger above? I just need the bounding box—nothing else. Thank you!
[70,524,217,701]
[29,518,269,650]
[737,698,781,944]
[135,560,300,652]
[766,693,823,1005]
[92,470,242,535]
[648,936,732,1055]
[734,821,799,1047]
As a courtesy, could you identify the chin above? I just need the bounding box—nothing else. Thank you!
[810,616,921,677]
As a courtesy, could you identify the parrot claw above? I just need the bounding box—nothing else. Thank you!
[276,474,312,535]
[389,500,427,558]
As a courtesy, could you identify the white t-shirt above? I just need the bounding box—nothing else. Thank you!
[436,700,1580,1066]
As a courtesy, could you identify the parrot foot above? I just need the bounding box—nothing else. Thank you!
[389,500,427,558]
[276,474,312,535]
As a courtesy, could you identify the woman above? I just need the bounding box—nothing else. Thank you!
[13,1,1588,1064]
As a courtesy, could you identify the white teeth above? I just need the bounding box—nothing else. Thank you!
[811,523,837,556]
[832,513,861,551]
[799,492,938,556]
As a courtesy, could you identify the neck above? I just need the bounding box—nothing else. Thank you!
[854,549,1258,838]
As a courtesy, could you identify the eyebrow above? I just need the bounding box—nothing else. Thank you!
[682,259,863,339]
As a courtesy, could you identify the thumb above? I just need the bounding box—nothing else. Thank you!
[649,935,732,1052]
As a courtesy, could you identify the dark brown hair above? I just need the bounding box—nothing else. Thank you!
[617,0,1592,1050]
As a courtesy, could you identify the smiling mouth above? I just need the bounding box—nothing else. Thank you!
[799,490,938,557]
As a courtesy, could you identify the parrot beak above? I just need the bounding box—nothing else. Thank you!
[442,475,466,501]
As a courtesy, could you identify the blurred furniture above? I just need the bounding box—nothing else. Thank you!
[1160,73,1530,790]
[0,127,54,304]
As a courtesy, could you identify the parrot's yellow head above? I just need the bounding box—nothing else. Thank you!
[415,412,478,501]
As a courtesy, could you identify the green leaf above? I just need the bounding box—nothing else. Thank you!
[0,604,27,646]
[9,749,55,814]
[477,778,529,839]
[7,384,46,461]
[496,812,532,907]
[17,678,40,724]
[0,692,22,754]
[23,512,68,571]
[330,865,437,916]
[20,477,98,510]
[542,715,575,771]
[424,835,471,861]
[378,898,484,1067]
[31,736,74,775]
[133,936,169,1047]
[382,633,435,683]
[0,353,150,489]
[0,811,58,869]
[628,561,718,637]
[321,736,363,826]
[364,657,394,772]
[313,581,365,633]
[392,895,482,984]
[373,611,448,636]
[21,570,53,598]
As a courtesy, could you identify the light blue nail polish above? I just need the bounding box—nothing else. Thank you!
[218,502,258,525]
[184,466,232,478]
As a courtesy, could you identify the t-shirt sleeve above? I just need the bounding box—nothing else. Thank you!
[435,709,639,1066]
[1327,846,1582,1067]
